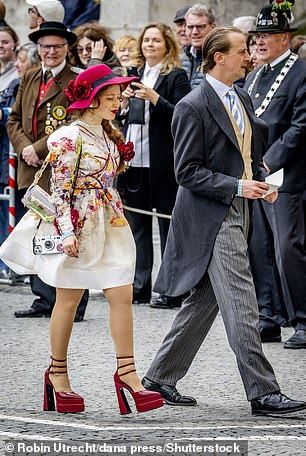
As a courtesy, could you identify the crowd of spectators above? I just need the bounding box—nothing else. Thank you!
[0,1,305,351]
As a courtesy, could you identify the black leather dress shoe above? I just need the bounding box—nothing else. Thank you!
[259,326,281,343]
[150,295,182,309]
[284,330,306,349]
[251,392,306,415]
[142,376,197,406]
[14,308,51,318]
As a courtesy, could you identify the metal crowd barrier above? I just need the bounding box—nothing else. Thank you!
[0,149,17,285]
[123,205,171,220]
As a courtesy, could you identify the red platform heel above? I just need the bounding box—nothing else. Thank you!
[114,356,164,415]
[43,356,85,413]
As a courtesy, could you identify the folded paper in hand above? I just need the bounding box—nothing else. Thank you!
[264,168,284,196]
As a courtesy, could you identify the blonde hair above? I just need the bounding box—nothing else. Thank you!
[114,34,137,53]
[136,23,181,74]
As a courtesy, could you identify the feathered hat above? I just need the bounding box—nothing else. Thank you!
[249,0,297,33]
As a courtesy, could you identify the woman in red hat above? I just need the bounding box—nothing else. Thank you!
[0,63,164,415]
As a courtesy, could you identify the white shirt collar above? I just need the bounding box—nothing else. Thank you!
[270,49,291,68]
[42,60,66,78]
[143,61,162,78]
[206,73,232,100]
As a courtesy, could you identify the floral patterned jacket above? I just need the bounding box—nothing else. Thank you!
[47,122,127,238]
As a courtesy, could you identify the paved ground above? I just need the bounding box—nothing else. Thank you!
[0,283,305,456]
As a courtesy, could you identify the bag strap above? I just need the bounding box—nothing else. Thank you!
[69,135,83,204]
[28,154,51,190]
[28,134,83,197]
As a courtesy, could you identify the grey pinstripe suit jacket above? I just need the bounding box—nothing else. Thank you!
[154,78,268,297]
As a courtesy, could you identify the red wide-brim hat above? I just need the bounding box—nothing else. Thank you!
[66,64,138,111]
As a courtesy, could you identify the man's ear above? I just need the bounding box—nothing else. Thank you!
[214,51,225,65]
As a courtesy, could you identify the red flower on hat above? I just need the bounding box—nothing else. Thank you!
[65,79,92,102]
[74,80,92,100]
[65,80,77,102]
[117,141,135,161]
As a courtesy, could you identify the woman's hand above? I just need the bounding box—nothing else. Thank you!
[91,40,107,60]
[132,82,160,105]
[121,85,134,109]
[63,234,79,258]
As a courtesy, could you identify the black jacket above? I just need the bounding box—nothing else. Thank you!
[154,79,268,296]
[244,56,306,193]
[120,67,191,212]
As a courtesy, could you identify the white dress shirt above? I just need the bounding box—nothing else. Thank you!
[127,62,161,167]
[42,60,66,79]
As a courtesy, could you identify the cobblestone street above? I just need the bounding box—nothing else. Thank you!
[0,283,305,456]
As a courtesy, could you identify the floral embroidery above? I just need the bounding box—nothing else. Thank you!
[48,124,128,238]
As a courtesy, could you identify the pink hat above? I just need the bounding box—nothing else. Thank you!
[66,64,137,111]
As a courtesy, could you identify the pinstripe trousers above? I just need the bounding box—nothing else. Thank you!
[146,197,280,401]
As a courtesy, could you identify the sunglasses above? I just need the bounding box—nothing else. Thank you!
[76,45,92,54]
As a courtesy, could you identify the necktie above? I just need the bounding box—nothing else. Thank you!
[43,69,53,84]
[264,64,271,73]
[226,88,244,134]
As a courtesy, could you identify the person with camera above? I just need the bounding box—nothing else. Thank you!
[118,22,191,309]
[0,63,164,415]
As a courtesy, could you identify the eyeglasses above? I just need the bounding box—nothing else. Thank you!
[38,42,68,51]
[76,45,92,54]
[186,24,210,32]
[255,34,273,40]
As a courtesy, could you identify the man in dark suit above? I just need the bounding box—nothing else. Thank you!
[7,22,88,321]
[244,2,306,348]
[141,27,306,415]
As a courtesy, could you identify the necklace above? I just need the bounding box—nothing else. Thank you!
[247,53,298,117]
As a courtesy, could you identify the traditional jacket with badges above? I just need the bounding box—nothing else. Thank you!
[154,79,268,297]
[7,63,75,190]
[244,55,306,192]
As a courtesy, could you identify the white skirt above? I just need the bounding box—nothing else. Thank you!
[0,210,136,290]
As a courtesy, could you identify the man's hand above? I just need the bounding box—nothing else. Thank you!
[241,180,269,199]
[22,145,40,167]
[263,190,278,203]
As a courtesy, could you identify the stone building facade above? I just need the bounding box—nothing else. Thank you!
[5,0,306,43]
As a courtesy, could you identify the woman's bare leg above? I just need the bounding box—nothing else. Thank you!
[104,284,144,392]
[49,288,85,392]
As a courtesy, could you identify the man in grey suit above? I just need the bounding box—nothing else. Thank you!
[142,27,306,416]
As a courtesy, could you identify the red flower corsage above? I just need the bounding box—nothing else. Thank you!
[117,141,135,161]
[65,79,92,102]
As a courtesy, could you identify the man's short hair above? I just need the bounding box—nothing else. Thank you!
[26,0,65,22]
[232,16,256,35]
[202,26,244,72]
[185,3,216,24]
